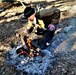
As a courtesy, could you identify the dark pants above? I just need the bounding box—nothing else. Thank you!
[31,30,55,49]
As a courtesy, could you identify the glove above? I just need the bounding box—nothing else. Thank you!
[48,24,55,31]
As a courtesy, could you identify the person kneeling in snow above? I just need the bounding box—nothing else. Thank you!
[23,6,60,49]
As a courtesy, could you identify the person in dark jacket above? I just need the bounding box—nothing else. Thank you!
[24,6,60,49]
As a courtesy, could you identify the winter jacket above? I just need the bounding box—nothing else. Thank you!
[36,7,60,28]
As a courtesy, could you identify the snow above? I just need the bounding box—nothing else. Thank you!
[6,17,76,75]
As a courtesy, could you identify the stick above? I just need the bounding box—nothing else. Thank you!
[18,0,26,8]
